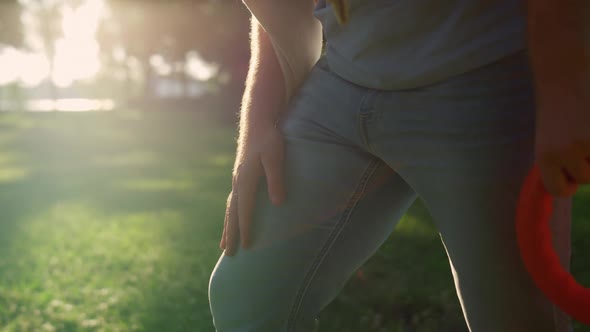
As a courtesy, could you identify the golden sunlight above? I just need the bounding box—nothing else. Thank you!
[0,49,49,86]
[52,0,104,87]
[2,0,106,87]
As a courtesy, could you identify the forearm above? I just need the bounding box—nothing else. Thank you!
[239,18,286,142]
[527,0,589,112]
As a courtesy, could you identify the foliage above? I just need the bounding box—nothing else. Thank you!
[0,0,24,47]
[97,0,250,102]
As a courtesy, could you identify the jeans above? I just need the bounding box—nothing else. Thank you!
[208,51,573,332]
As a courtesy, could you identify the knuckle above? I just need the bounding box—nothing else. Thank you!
[233,162,248,178]
[226,192,238,208]
[236,162,256,179]
[235,172,245,185]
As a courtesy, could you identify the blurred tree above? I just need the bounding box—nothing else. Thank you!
[98,1,176,103]
[22,0,71,105]
[98,0,250,112]
[159,1,249,97]
[0,0,24,111]
[187,1,250,96]
[37,1,61,103]
[0,0,24,48]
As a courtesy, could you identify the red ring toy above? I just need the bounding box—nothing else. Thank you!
[516,165,590,325]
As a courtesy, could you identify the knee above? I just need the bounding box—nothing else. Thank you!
[209,262,241,330]
[208,257,288,331]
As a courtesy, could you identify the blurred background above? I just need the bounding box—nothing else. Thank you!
[0,0,250,114]
[0,1,589,331]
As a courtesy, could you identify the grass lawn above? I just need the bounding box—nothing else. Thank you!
[0,111,587,332]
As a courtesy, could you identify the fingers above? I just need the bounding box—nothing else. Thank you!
[261,140,285,205]
[537,142,590,197]
[219,209,227,250]
[223,132,284,254]
[225,190,240,256]
[556,168,579,197]
[237,163,262,249]
[219,192,232,250]
[538,159,578,197]
[562,142,590,184]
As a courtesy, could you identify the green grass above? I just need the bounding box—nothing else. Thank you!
[0,111,587,332]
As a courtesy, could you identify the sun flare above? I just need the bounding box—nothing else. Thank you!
[0,0,105,87]
[53,0,104,87]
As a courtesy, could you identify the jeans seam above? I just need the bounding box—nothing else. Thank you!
[286,158,381,331]
[357,90,379,153]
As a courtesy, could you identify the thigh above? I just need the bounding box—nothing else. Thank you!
[418,171,572,332]
[209,162,417,332]
[373,52,572,331]
[407,166,571,332]
[209,61,418,332]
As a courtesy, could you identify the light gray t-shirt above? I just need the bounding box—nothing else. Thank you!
[314,0,527,90]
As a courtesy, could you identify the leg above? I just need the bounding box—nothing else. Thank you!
[209,60,418,331]
[411,164,572,332]
[371,52,572,331]
[404,168,571,331]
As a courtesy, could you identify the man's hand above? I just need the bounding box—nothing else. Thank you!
[218,17,288,256]
[527,0,590,197]
[220,124,286,256]
[535,93,590,197]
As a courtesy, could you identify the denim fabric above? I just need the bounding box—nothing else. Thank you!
[208,51,573,332]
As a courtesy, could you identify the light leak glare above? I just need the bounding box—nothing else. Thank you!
[0,0,104,87]
[186,51,219,81]
[1,0,219,90]
[0,48,23,85]
[53,0,104,87]
[0,49,49,86]
[27,98,115,112]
